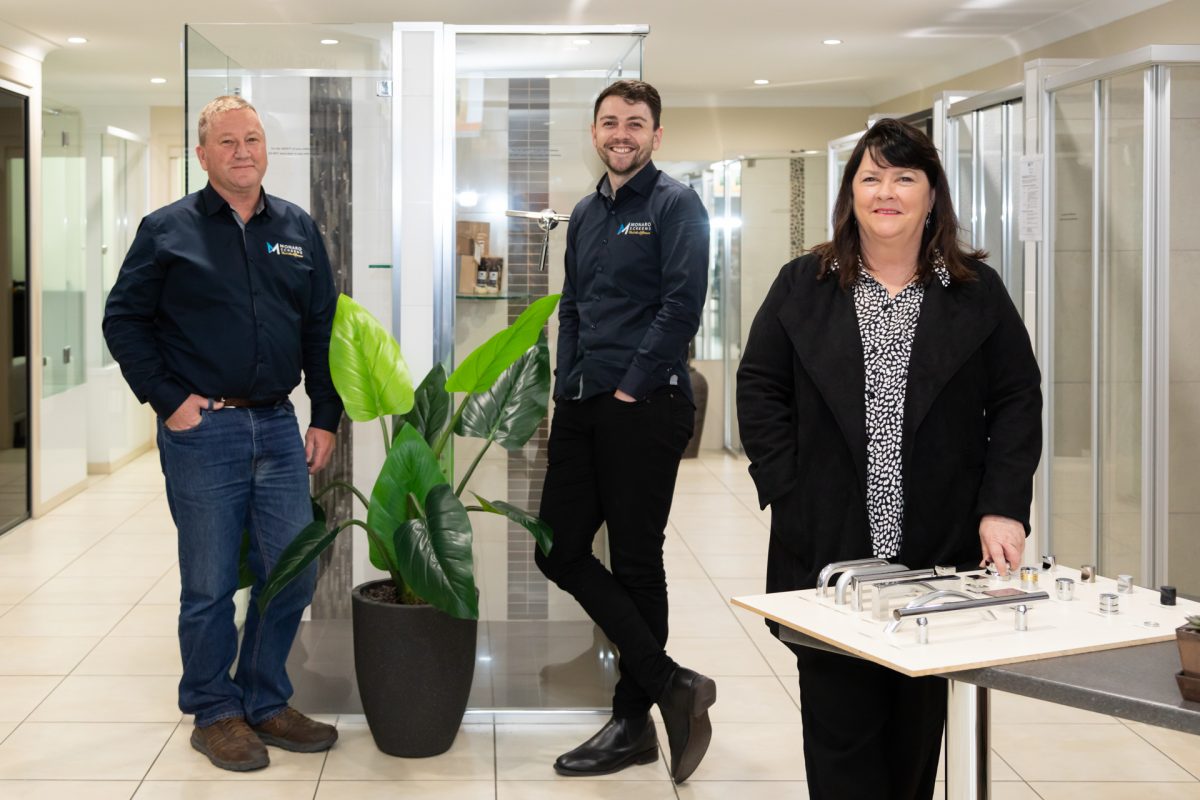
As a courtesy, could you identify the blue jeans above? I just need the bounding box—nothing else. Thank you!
[157,402,317,728]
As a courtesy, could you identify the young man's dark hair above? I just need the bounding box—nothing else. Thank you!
[593,79,662,129]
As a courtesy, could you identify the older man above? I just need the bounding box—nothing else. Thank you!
[103,95,341,771]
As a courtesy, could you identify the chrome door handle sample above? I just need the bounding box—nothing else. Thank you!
[816,558,889,597]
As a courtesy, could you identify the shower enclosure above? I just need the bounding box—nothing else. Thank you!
[1041,45,1200,597]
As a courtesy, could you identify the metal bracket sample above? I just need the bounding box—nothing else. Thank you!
[869,575,964,620]
[885,590,1050,633]
[833,563,910,605]
[850,569,958,612]
[816,558,890,597]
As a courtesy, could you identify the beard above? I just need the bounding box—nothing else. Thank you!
[599,142,652,176]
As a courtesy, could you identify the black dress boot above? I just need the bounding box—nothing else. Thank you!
[657,666,717,783]
[553,714,659,776]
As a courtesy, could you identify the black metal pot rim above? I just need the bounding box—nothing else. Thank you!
[351,578,434,610]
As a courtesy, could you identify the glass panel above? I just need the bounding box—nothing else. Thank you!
[953,114,975,245]
[0,87,28,533]
[100,135,148,365]
[1167,65,1200,598]
[451,32,643,709]
[1050,83,1096,569]
[1097,72,1145,582]
[40,108,86,396]
[184,25,245,193]
[1006,101,1025,306]
[979,105,1004,259]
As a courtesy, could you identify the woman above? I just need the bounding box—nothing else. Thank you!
[736,118,1041,799]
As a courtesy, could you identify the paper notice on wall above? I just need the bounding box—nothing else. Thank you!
[1019,155,1043,242]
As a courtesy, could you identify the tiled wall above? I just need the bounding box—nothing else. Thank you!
[505,78,551,621]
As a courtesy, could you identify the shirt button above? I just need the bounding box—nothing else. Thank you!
[590,323,597,329]
[602,239,608,245]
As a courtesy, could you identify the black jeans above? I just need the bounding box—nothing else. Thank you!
[536,387,694,718]
[789,643,946,800]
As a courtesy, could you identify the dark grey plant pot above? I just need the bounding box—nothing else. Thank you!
[352,579,478,757]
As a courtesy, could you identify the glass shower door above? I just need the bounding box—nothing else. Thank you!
[0,86,28,533]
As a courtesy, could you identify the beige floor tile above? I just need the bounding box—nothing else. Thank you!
[317,781,494,800]
[665,578,729,609]
[692,552,766,579]
[0,530,93,557]
[145,722,326,780]
[58,552,177,579]
[678,532,769,557]
[0,720,15,740]
[113,517,178,536]
[47,493,154,518]
[991,690,1118,724]
[0,676,62,721]
[985,783,1045,799]
[91,534,180,557]
[685,722,807,781]
[75,636,182,676]
[0,721,175,779]
[22,575,160,605]
[672,474,734,496]
[1030,784,1200,799]
[8,515,123,537]
[1126,721,1200,778]
[992,722,1194,781]
[141,568,181,606]
[0,780,140,799]
[135,781,318,800]
[109,604,179,637]
[0,576,47,604]
[669,494,761,518]
[497,781,678,799]
[672,515,765,538]
[494,723,668,781]
[0,636,100,674]
[666,637,773,676]
[663,551,710,579]
[29,675,181,723]
[0,554,75,579]
[0,604,129,637]
[706,676,800,724]
[321,723,494,781]
[668,605,746,639]
[677,782,809,799]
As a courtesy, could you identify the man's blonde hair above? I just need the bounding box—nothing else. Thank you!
[197,95,260,145]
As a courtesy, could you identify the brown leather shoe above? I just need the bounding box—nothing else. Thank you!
[252,707,338,753]
[190,717,269,772]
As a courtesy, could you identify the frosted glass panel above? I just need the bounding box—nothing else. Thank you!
[1050,82,1096,570]
[1097,71,1144,582]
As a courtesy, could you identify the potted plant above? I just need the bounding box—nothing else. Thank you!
[1176,615,1200,702]
[259,292,559,756]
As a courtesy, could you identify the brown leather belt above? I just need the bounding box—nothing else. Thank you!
[221,396,286,409]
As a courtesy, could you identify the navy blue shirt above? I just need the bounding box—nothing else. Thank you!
[556,162,709,402]
[103,183,343,431]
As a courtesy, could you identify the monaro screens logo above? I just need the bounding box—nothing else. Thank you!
[267,242,304,258]
[617,221,654,236]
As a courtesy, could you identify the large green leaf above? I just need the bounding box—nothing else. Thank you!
[473,494,553,557]
[398,363,451,448]
[445,294,560,394]
[329,293,415,422]
[367,423,448,571]
[256,502,330,612]
[456,333,550,450]
[394,484,479,620]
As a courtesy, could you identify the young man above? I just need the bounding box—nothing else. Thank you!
[535,79,715,784]
[103,95,341,772]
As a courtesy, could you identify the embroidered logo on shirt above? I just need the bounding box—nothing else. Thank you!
[617,221,654,236]
[266,242,304,258]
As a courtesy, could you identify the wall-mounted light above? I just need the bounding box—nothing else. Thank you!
[150,77,167,85]
[67,36,87,44]
[823,38,843,45]
[753,79,770,86]
[320,39,339,45]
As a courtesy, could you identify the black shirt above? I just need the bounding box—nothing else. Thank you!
[102,183,343,431]
[555,161,709,402]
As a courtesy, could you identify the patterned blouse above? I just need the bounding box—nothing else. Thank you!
[845,257,951,558]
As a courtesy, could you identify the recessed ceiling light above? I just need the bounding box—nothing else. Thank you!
[572,38,591,46]
[67,36,87,44]
[823,38,843,45]
[754,79,770,85]
[320,38,339,45]
[150,77,167,84]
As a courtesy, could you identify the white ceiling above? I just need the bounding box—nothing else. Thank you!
[0,0,1175,110]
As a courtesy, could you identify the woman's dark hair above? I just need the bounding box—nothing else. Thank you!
[812,117,984,289]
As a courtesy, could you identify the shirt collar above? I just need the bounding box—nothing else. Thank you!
[200,182,270,219]
[596,160,660,201]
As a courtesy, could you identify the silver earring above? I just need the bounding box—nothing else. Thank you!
[925,212,932,229]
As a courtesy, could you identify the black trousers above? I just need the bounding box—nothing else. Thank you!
[536,388,694,718]
[788,643,946,799]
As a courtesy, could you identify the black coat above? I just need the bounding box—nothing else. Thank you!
[736,253,1042,594]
